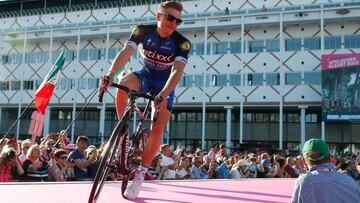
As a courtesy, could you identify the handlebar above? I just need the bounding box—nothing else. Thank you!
[99,82,156,103]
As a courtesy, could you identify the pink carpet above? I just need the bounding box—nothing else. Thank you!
[0,179,295,203]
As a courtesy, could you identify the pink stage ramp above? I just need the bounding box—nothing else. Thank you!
[0,179,295,203]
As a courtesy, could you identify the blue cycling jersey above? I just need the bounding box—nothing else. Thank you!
[126,24,191,80]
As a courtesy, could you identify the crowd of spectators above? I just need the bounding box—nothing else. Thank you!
[1,132,360,183]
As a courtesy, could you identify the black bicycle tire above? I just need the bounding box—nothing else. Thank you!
[120,131,130,197]
[88,120,126,203]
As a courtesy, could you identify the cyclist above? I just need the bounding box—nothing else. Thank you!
[100,1,191,200]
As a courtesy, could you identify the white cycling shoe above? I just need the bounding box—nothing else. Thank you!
[124,172,144,200]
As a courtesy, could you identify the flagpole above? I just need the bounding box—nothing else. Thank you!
[2,98,35,140]
[60,88,99,136]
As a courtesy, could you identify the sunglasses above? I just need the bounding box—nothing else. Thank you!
[60,156,67,160]
[160,13,182,25]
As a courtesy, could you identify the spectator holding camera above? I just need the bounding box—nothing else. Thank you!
[230,159,251,179]
[86,145,99,180]
[159,144,179,180]
[0,143,24,182]
[176,157,194,179]
[191,156,208,179]
[68,136,94,180]
[18,139,31,164]
[200,155,217,179]
[22,144,50,181]
[48,149,74,181]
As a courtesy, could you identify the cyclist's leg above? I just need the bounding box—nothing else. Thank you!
[115,73,140,119]
[141,79,175,166]
[141,108,171,166]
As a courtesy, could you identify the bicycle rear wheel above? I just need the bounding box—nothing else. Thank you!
[88,120,127,203]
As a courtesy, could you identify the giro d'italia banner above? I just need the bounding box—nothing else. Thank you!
[322,54,360,122]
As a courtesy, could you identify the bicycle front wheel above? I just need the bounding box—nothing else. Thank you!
[88,120,127,203]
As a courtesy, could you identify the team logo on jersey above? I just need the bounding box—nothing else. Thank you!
[180,41,191,51]
[132,27,141,36]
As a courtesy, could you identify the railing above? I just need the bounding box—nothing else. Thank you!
[1,0,360,34]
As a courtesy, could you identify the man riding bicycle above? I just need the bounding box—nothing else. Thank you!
[100,1,191,200]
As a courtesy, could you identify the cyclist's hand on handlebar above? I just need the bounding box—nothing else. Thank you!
[154,93,167,112]
[99,72,115,92]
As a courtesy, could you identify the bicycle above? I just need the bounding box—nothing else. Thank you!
[88,82,158,203]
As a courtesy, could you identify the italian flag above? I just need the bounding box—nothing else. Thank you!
[34,50,65,114]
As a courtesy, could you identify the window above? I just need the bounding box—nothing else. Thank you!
[344,35,360,48]
[25,53,36,64]
[287,113,300,123]
[304,72,321,85]
[194,74,204,87]
[304,37,320,50]
[37,52,49,63]
[88,78,99,89]
[306,114,318,123]
[255,113,269,122]
[108,47,118,59]
[212,74,227,86]
[266,73,280,85]
[213,42,228,55]
[229,74,241,86]
[10,81,20,90]
[205,74,211,87]
[325,36,341,49]
[79,49,89,61]
[285,39,301,51]
[2,55,9,64]
[243,113,253,122]
[23,80,34,90]
[0,81,9,90]
[195,43,211,55]
[270,113,279,122]
[285,72,302,85]
[35,79,42,89]
[178,75,192,87]
[77,78,87,89]
[89,49,100,60]
[65,50,74,61]
[266,40,280,52]
[60,79,72,90]
[230,41,241,54]
[248,73,263,86]
[248,40,263,53]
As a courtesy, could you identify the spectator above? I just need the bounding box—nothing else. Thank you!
[291,138,360,203]
[48,149,74,181]
[284,156,299,178]
[274,156,291,178]
[216,144,226,157]
[0,144,24,182]
[18,139,31,164]
[200,155,217,179]
[337,162,348,174]
[191,156,208,179]
[176,157,194,179]
[68,136,93,181]
[23,144,50,181]
[247,156,263,178]
[224,7,229,15]
[230,159,251,179]
[159,144,179,180]
[86,146,99,180]
[346,160,359,180]
[216,156,231,179]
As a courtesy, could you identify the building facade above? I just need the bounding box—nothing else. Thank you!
[1,0,360,152]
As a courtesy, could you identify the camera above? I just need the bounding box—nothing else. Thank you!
[3,148,16,162]
[46,148,52,155]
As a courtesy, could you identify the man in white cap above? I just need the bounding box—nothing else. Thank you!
[291,138,360,203]
[230,159,251,179]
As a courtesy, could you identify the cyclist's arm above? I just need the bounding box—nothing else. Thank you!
[159,61,186,98]
[107,45,135,77]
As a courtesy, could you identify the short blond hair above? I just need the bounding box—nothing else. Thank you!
[159,1,183,12]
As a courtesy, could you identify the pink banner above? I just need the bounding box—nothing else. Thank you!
[322,54,360,71]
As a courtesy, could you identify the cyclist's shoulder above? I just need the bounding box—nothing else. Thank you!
[135,24,157,33]
[171,31,191,46]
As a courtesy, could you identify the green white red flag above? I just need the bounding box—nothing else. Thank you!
[34,50,65,114]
